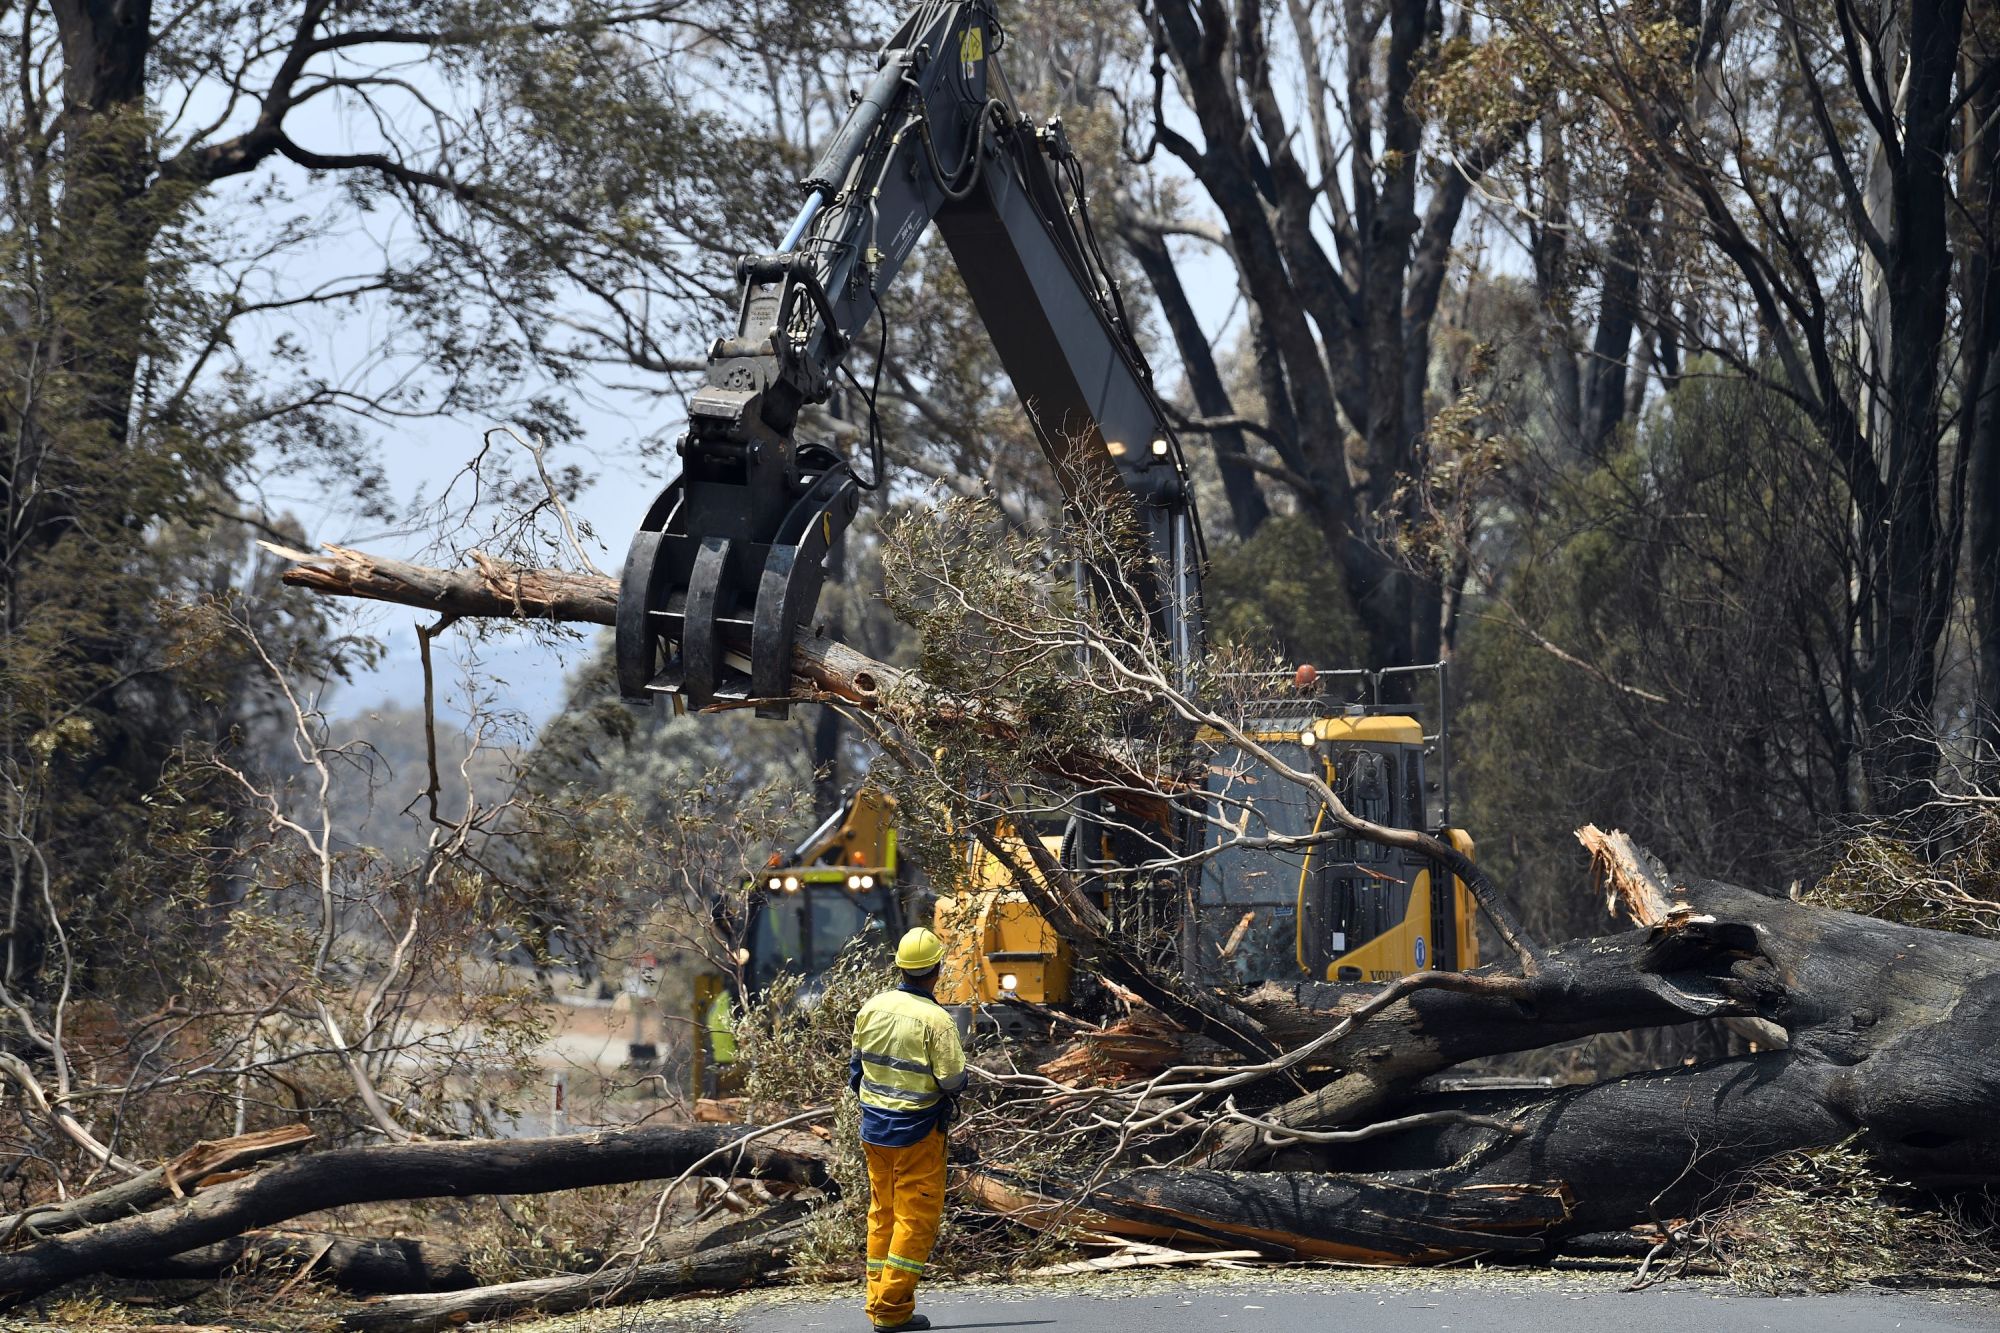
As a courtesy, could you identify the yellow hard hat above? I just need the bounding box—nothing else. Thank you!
[895,926,946,972]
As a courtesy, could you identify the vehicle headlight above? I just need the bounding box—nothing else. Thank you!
[1000,973,1019,993]
[783,875,800,892]
[861,874,875,888]
[1299,728,1317,748]
[847,874,862,889]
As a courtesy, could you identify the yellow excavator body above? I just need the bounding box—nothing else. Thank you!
[695,694,1480,1087]
[1198,710,1479,983]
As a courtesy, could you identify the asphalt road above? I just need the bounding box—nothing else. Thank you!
[633,1275,2000,1333]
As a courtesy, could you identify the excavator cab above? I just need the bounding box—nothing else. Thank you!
[740,786,903,991]
[1192,665,1479,987]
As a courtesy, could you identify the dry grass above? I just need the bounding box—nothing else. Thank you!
[1807,802,2000,939]
[1689,1140,1996,1294]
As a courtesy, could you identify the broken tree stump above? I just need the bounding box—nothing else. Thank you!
[0,1126,315,1245]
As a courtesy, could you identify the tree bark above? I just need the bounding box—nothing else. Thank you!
[1578,184,1650,454]
[0,1125,313,1244]
[1975,375,2000,766]
[1964,3,2000,770]
[112,1231,495,1293]
[124,1198,819,1296]
[1120,221,1270,540]
[964,1166,1570,1263]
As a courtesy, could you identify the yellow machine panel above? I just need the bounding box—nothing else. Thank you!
[751,785,898,892]
[1306,714,1425,746]
[935,832,1072,1014]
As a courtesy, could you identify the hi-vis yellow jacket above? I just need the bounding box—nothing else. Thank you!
[850,987,968,1113]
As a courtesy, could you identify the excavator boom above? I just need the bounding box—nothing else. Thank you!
[633,3,1486,1038]
[615,0,1200,715]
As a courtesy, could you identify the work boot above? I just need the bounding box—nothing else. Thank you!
[872,1317,931,1332]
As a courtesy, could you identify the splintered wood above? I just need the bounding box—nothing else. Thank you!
[1576,824,1678,925]
[1035,1012,1190,1085]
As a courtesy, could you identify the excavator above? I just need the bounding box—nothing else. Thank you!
[619,0,1481,1082]
[690,787,909,1098]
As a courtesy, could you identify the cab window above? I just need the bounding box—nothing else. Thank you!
[1332,746,1397,850]
[806,888,870,968]
[1200,742,1320,904]
[748,897,803,990]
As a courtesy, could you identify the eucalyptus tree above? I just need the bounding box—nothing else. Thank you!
[1487,0,2000,811]
[0,0,849,984]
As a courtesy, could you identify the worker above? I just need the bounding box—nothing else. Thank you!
[705,986,738,1067]
[849,926,966,1333]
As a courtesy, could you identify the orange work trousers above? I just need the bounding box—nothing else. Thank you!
[863,1127,946,1328]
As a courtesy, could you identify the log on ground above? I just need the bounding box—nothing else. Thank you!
[0,1122,828,1306]
[113,1230,506,1293]
[336,1214,808,1333]
[962,1166,1570,1262]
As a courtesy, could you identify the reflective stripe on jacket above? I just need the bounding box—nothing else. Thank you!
[851,986,967,1113]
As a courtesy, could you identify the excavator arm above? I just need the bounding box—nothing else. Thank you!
[616,0,1202,716]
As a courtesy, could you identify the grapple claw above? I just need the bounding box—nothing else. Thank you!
[615,446,857,718]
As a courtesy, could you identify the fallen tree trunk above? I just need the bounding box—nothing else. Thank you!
[112,1230,494,1293]
[268,542,1181,819]
[121,1198,815,1295]
[964,1166,1571,1262]
[336,1215,808,1333]
[0,1125,313,1245]
[0,1122,828,1306]
[1192,833,2000,1235]
[1194,907,1783,1166]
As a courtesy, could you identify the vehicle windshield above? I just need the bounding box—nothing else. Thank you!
[748,886,894,992]
[807,888,871,966]
[747,897,804,992]
[1197,741,1321,983]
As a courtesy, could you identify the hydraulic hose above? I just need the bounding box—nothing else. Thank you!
[910,86,1006,203]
